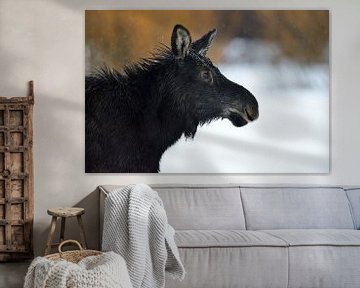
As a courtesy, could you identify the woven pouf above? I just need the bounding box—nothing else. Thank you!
[24,240,133,288]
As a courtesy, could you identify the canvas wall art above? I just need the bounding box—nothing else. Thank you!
[85,10,329,173]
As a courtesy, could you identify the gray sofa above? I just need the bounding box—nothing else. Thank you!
[99,185,360,288]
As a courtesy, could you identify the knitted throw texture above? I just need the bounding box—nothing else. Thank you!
[102,184,185,288]
[24,251,133,288]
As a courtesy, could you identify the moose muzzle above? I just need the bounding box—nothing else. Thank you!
[227,100,259,128]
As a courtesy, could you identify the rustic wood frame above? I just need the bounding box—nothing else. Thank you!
[0,81,34,261]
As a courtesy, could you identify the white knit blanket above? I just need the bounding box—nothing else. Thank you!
[24,251,133,288]
[102,184,185,288]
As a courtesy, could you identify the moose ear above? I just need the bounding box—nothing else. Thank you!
[171,24,192,59]
[192,28,217,56]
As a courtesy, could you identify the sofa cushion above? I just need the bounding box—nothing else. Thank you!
[175,230,288,248]
[240,187,355,230]
[165,247,288,288]
[154,186,246,230]
[287,246,360,288]
[261,229,360,246]
[100,185,246,230]
[346,188,360,229]
[261,230,360,288]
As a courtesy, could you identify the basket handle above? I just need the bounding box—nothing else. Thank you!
[58,240,83,255]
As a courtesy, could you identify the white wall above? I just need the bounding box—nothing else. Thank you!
[0,0,359,256]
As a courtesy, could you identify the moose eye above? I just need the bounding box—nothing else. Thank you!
[201,70,213,83]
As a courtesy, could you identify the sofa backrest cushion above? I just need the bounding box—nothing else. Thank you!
[154,186,246,230]
[345,188,360,229]
[240,187,355,230]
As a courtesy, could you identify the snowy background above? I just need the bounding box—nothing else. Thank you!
[160,38,329,173]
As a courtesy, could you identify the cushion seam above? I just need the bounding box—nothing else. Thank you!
[289,244,360,247]
[261,231,291,246]
[238,186,345,190]
[345,190,358,229]
[177,245,288,248]
[257,231,360,247]
[239,186,248,230]
[177,243,360,249]
[344,187,360,191]
[287,246,290,288]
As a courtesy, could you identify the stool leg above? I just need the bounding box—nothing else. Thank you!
[77,215,87,249]
[60,217,66,243]
[45,216,57,255]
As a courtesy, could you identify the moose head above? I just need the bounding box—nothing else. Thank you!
[168,24,259,137]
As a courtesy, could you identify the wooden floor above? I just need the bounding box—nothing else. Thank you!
[0,261,30,288]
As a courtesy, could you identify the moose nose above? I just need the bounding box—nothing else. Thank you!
[244,103,259,122]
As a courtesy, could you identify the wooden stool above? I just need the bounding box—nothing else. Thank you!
[45,207,87,255]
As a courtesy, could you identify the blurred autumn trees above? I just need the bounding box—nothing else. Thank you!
[85,10,328,72]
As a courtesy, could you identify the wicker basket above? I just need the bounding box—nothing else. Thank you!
[45,240,102,263]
